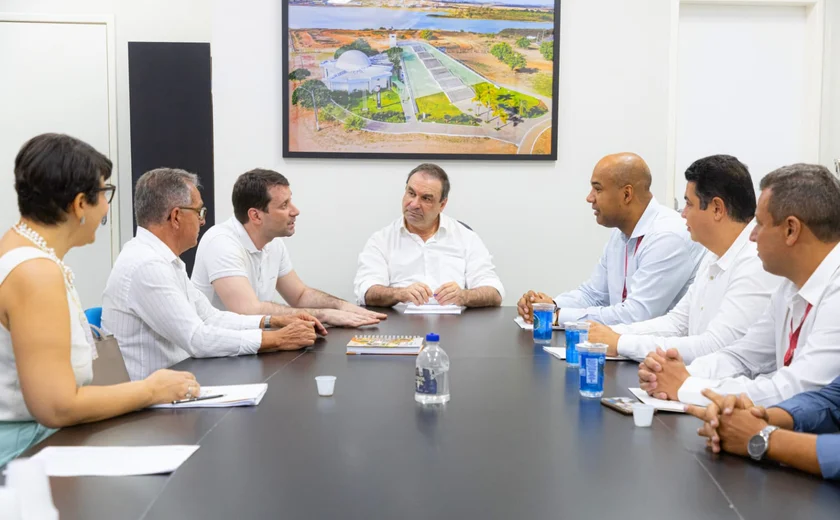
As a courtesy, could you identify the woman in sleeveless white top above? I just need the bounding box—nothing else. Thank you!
[0,248,94,465]
[0,132,200,468]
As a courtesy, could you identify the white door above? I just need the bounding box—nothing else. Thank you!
[671,2,822,206]
[0,16,118,307]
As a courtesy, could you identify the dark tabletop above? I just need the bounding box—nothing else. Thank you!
[27,307,840,519]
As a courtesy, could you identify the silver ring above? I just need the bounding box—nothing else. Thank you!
[185,387,194,399]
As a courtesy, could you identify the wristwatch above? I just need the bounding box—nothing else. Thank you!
[263,315,272,329]
[747,425,779,461]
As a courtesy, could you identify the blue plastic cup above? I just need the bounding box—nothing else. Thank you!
[532,303,554,345]
[578,342,607,398]
[564,321,590,367]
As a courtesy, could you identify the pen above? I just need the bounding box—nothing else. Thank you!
[171,394,225,405]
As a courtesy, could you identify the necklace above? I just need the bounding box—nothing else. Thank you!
[11,222,98,357]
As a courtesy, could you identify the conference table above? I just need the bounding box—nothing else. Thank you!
[24,307,840,519]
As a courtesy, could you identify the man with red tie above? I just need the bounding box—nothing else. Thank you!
[638,164,840,407]
[517,153,705,326]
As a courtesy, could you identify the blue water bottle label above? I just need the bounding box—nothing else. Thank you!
[415,368,437,394]
[585,357,598,384]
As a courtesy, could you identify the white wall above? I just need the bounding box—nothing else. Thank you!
[212,0,680,305]
[822,0,840,171]
[1,0,212,246]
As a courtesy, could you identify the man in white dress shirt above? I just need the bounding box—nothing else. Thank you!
[517,153,706,326]
[588,155,781,362]
[639,164,840,407]
[354,163,504,308]
[103,168,321,381]
[192,169,386,327]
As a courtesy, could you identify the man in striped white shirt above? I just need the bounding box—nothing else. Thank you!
[587,155,782,362]
[103,168,322,381]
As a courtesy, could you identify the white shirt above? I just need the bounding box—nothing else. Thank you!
[192,217,293,311]
[612,221,782,362]
[354,214,505,305]
[554,197,706,325]
[678,242,840,407]
[0,248,93,421]
[102,227,263,381]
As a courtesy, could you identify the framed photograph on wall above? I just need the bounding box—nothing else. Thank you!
[283,1,560,160]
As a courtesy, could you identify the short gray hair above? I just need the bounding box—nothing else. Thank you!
[134,168,200,227]
[759,163,840,243]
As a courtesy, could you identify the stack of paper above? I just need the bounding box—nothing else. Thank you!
[31,446,200,476]
[514,316,564,330]
[543,346,627,361]
[403,300,464,315]
[628,387,687,413]
[150,384,268,409]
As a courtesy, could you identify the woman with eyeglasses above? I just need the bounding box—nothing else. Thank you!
[0,133,200,466]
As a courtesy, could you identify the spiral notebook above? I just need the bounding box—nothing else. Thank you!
[346,335,425,355]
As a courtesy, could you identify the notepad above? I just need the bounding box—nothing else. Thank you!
[514,316,564,330]
[629,387,687,413]
[403,298,464,315]
[543,346,627,361]
[150,384,267,409]
[346,335,424,355]
[31,445,200,476]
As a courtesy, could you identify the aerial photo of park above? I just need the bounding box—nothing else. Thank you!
[284,0,559,158]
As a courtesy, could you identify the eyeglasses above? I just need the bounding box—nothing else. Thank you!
[177,206,207,220]
[93,184,117,204]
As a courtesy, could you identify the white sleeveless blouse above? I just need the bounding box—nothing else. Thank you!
[0,247,94,421]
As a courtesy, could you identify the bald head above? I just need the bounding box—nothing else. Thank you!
[593,153,652,195]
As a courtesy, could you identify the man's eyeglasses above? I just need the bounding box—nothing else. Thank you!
[93,184,117,204]
[176,206,207,220]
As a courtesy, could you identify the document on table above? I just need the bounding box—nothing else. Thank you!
[31,446,200,477]
[150,384,268,409]
[629,387,687,413]
[514,316,564,330]
[543,346,627,361]
[402,300,464,315]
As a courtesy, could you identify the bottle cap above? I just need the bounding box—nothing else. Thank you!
[425,333,440,342]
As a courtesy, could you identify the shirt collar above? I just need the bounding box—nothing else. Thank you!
[230,217,260,253]
[399,214,449,237]
[798,242,840,306]
[627,197,660,240]
[714,220,755,272]
[136,227,181,266]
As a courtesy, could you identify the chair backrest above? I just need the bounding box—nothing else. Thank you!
[89,325,131,385]
[84,307,102,329]
[457,220,473,231]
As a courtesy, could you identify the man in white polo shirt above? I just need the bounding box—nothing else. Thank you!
[354,163,504,308]
[587,155,782,362]
[192,169,386,328]
[639,164,840,407]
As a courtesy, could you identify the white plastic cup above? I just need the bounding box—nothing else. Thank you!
[4,458,58,520]
[0,487,22,520]
[315,375,337,397]
[632,403,655,427]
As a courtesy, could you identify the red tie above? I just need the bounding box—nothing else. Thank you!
[622,236,644,302]
[784,303,813,367]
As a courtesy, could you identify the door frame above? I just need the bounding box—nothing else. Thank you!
[664,0,825,208]
[0,12,121,262]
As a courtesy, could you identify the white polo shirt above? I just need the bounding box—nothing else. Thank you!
[192,217,294,311]
[353,213,505,305]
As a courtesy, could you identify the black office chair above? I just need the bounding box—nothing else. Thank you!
[457,220,473,231]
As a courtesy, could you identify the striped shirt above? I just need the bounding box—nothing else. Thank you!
[102,227,263,380]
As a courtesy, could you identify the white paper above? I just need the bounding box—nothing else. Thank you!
[31,446,199,477]
[543,346,627,361]
[150,384,267,409]
[629,387,687,413]
[514,316,564,330]
[402,299,464,315]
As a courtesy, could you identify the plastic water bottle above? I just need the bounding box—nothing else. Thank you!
[415,333,450,404]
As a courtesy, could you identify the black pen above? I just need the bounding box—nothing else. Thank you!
[171,394,225,405]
